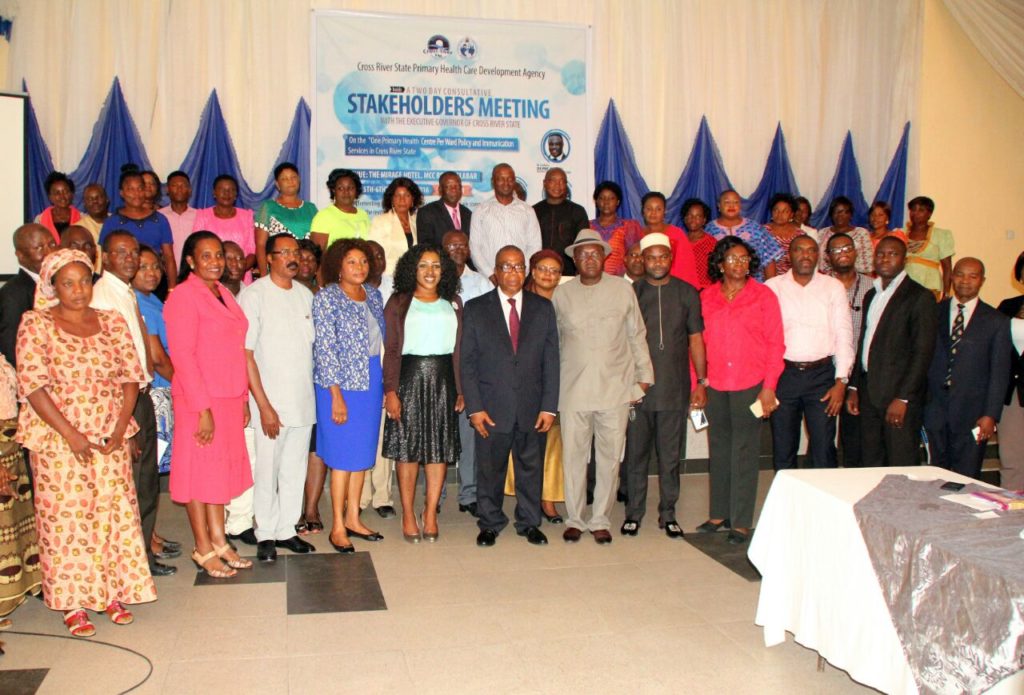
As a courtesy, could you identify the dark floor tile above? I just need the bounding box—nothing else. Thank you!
[286,551,377,582]
[286,552,387,614]
[193,554,287,586]
[684,531,762,582]
[0,668,48,695]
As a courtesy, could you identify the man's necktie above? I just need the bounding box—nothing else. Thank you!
[945,303,965,388]
[451,207,461,230]
[508,297,520,353]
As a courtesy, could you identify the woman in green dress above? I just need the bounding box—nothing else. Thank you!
[255,162,318,275]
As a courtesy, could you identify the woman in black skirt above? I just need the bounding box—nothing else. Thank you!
[382,243,464,543]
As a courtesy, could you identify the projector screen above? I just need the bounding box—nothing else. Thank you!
[0,92,26,279]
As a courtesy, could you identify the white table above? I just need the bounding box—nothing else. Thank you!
[747,466,1024,695]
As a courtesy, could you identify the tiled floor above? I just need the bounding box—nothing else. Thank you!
[0,471,875,694]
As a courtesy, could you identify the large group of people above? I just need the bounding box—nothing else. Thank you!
[0,158,1019,640]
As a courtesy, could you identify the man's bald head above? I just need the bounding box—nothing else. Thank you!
[60,225,98,264]
[13,223,57,274]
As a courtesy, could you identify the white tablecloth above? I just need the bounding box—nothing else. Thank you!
[747,466,1024,695]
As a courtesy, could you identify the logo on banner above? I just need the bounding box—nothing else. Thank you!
[424,35,451,57]
[456,37,479,61]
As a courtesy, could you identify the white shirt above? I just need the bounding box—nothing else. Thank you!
[238,276,316,427]
[1011,317,1024,354]
[765,270,854,379]
[949,296,979,334]
[498,289,524,336]
[861,270,908,372]
[469,196,542,279]
[21,266,40,284]
[458,267,492,303]
[91,272,151,382]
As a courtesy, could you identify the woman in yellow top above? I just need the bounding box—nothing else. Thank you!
[369,177,422,275]
[309,169,370,252]
[905,196,954,300]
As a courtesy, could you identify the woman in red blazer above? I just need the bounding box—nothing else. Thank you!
[165,231,253,577]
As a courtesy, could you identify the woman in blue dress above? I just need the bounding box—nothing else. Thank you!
[312,239,386,553]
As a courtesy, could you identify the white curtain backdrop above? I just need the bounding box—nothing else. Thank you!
[943,0,1024,101]
[5,0,921,210]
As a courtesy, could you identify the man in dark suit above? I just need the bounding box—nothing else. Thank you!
[0,223,58,366]
[461,245,560,547]
[416,171,471,248]
[847,236,937,466]
[924,258,1011,479]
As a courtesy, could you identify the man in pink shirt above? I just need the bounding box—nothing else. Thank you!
[159,170,197,271]
[765,236,854,469]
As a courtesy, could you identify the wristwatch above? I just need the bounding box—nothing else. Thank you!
[839,377,849,385]
[697,377,709,387]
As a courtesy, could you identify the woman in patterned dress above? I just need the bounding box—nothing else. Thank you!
[589,181,643,276]
[0,352,41,621]
[764,193,807,275]
[15,249,156,638]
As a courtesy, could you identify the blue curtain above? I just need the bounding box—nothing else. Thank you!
[810,133,870,229]
[177,90,263,210]
[593,99,649,221]
[23,80,56,221]
[743,124,799,224]
[665,117,734,226]
[68,77,153,211]
[873,122,910,228]
[262,98,312,202]
[0,17,12,42]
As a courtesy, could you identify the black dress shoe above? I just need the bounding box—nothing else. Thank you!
[345,527,384,542]
[153,546,182,560]
[227,528,258,546]
[149,560,177,576]
[726,529,750,545]
[459,502,479,517]
[620,520,640,536]
[275,536,315,553]
[591,529,613,545]
[375,505,397,519]
[696,519,730,534]
[257,540,277,562]
[542,510,563,524]
[476,529,497,547]
[159,538,182,553]
[330,537,355,554]
[663,521,685,540]
[517,526,548,545]
[563,527,583,543]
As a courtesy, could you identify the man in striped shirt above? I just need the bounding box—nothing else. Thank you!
[469,163,542,280]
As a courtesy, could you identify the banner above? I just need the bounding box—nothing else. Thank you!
[312,11,592,215]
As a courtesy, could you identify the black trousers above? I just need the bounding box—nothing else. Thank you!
[624,409,685,523]
[839,408,862,467]
[132,390,159,555]
[475,425,544,533]
[771,364,837,470]
[859,379,923,467]
[706,385,762,529]
[924,391,987,480]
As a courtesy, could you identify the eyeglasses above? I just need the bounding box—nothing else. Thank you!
[498,263,527,273]
[270,249,300,257]
[444,243,468,250]
[829,244,855,255]
[724,256,751,265]
[534,265,562,275]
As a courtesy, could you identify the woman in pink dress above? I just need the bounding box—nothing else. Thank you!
[192,175,256,281]
[16,249,155,637]
[165,231,253,578]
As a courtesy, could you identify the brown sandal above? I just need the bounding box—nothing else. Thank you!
[214,543,253,570]
[191,549,237,578]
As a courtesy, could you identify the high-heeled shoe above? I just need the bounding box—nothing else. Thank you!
[420,513,439,543]
[542,509,564,524]
[213,543,253,570]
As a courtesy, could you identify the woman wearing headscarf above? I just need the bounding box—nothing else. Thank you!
[16,249,155,637]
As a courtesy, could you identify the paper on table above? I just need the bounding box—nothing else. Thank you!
[973,511,1001,520]
[942,493,1001,512]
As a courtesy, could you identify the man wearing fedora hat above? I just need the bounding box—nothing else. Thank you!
[621,233,707,540]
[552,229,654,544]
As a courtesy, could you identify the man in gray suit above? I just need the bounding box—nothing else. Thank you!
[552,230,654,545]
